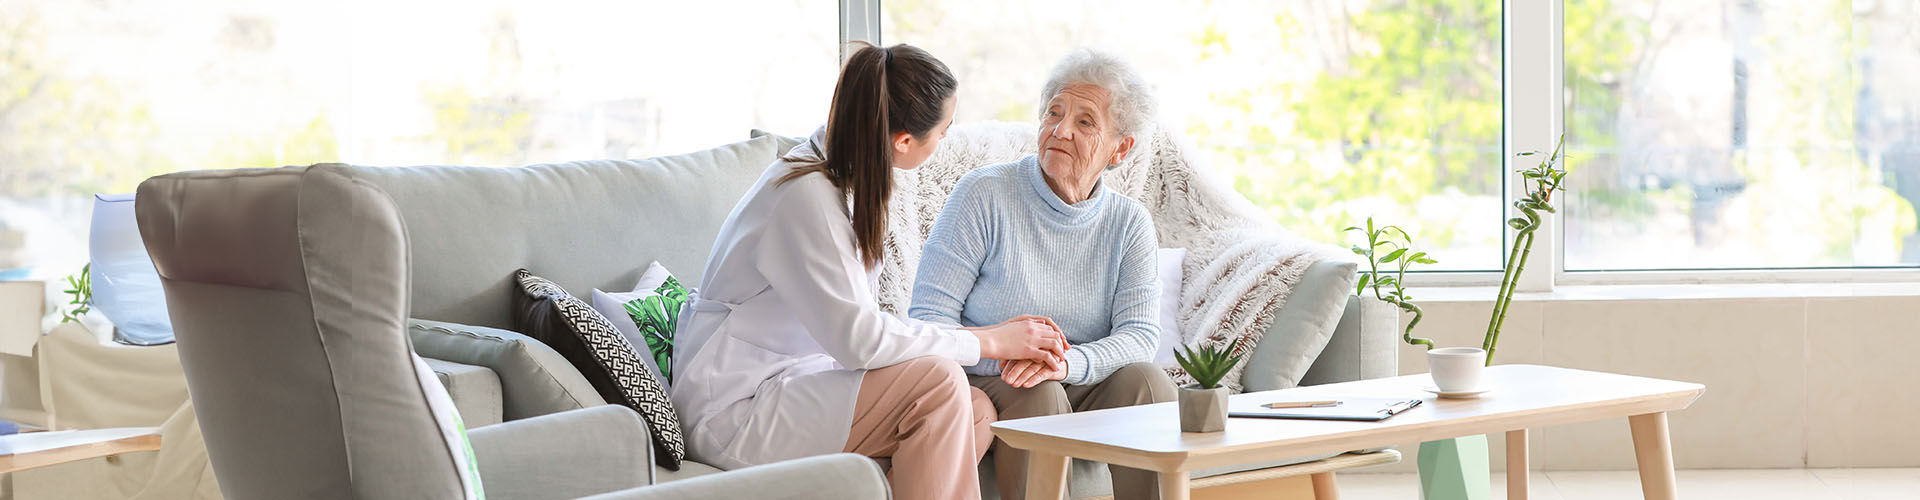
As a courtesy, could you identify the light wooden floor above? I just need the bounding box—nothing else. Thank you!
[1337,468,1920,499]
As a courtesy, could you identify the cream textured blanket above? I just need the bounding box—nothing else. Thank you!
[873,122,1342,392]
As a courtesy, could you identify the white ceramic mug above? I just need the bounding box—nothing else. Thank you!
[1427,347,1488,392]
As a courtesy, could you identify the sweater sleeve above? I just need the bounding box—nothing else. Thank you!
[758,179,980,370]
[908,173,1003,376]
[1062,208,1162,385]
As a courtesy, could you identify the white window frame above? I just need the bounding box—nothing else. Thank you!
[843,0,1920,291]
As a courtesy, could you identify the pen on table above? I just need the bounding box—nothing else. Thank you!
[1263,400,1340,409]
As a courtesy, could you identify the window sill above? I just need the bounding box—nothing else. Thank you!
[1409,281,1920,303]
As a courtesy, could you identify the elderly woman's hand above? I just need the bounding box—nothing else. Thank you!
[968,314,1067,362]
[1001,356,1067,388]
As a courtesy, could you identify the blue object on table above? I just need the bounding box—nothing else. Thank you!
[89,193,175,346]
[0,420,18,436]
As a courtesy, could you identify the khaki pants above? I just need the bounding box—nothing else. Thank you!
[845,356,996,500]
[971,362,1177,500]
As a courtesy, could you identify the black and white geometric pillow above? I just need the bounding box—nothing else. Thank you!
[514,270,686,469]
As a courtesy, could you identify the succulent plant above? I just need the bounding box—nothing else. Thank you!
[1173,343,1244,390]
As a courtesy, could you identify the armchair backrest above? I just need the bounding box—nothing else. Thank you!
[137,165,466,499]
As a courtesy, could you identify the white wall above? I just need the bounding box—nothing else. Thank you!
[1360,292,1920,472]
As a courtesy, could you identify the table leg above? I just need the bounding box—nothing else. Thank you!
[1158,470,1191,500]
[1628,412,1678,500]
[1506,429,1528,500]
[1024,450,1071,500]
[1311,471,1341,500]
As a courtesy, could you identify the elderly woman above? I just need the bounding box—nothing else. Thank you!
[908,48,1176,500]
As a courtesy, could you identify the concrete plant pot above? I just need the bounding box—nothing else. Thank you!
[1178,385,1229,433]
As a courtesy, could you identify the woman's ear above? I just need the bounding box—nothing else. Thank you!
[893,131,915,156]
[1109,135,1137,166]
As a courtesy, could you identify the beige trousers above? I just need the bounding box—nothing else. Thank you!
[971,362,1177,500]
[845,356,996,500]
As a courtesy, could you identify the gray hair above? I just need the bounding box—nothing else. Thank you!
[1039,48,1158,139]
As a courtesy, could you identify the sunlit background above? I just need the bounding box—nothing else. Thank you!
[2,0,1915,280]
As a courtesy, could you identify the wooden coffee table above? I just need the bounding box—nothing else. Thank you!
[1,427,162,473]
[991,364,1704,500]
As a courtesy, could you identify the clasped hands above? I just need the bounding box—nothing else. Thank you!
[965,314,1069,388]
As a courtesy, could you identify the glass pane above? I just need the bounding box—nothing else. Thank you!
[883,0,1504,271]
[1565,0,1920,270]
[0,1,836,275]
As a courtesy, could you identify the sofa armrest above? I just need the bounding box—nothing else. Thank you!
[579,454,888,500]
[1298,295,1400,386]
[409,319,606,421]
[468,404,655,500]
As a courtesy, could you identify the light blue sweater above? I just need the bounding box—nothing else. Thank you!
[908,155,1161,385]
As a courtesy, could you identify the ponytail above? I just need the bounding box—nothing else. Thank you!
[779,42,956,269]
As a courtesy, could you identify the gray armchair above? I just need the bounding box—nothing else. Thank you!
[135,165,887,499]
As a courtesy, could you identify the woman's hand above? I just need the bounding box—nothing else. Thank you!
[1001,356,1067,388]
[972,315,1067,361]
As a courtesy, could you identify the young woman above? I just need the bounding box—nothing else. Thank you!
[670,43,1066,500]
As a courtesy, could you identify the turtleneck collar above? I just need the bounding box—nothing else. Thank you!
[1023,155,1107,225]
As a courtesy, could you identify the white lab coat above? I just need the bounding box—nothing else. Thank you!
[670,131,982,470]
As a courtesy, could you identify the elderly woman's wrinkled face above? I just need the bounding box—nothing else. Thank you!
[1038,83,1132,201]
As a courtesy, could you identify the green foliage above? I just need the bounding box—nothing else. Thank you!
[621,276,689,382]
[1346,217,1435,350]
[1173,343,1243,390]
[59,263,91,323]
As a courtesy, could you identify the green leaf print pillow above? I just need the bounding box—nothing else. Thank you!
[589,262,689,387]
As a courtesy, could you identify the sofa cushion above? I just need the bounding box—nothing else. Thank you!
[1239,259,1360,392]
[409,318,605,420]
[514,269,685,470]
[425,358,504,428]
[345,132,796,332]
[1151,247,1187,366]
[589,261,689,387]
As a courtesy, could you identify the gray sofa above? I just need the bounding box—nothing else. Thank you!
[146,130,1399,498]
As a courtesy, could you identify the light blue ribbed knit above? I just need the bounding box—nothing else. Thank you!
[908,155,1160,385]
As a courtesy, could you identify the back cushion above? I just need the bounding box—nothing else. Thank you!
[347,133,801,330]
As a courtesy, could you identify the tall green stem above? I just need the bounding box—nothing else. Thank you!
[1398,300,1432,350]
[1485,229,1527,350]
[1486,229,1534,364]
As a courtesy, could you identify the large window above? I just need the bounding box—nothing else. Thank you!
[1563,0,1920,271]
[881,0,1506,271]
[0,0,836,276]
[7,0,1916,286]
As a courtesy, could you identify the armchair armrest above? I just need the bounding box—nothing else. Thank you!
[409,319,606,421]
[579,454,888,500]
[468,405,654,500]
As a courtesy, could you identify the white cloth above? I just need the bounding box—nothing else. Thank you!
[669,129,982,470]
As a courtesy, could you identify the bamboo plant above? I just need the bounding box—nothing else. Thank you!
[1346,218,1438,350]
[1483,136,1568,365]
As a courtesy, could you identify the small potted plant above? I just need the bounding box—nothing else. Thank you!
[1173,344,1241,433]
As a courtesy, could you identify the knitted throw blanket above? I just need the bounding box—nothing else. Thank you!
[873,122,1342,392]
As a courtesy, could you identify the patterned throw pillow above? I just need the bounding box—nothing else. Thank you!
[589,262,687,387]
[512,269,685,469]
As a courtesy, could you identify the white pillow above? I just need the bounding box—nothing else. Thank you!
[1152,248,1187,366]
[590,261,683,388]
[410,352,483,499]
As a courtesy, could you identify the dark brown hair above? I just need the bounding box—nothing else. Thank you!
[780,42,956,269]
